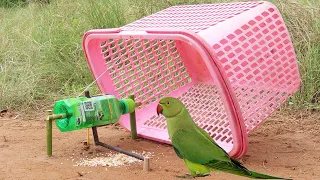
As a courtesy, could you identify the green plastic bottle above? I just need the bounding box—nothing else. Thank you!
[53,94,136,132]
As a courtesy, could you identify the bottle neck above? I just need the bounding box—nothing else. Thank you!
[119,99,135,114]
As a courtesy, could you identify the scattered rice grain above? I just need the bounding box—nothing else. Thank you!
[73,151,154,167]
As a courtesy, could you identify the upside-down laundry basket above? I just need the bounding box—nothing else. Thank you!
[83,1,301,158]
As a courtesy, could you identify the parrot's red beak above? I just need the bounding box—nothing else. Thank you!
[157,104,163,116]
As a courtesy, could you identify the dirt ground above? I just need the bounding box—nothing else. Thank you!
[0,109,319,180]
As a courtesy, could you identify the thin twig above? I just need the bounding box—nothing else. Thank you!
[3,136,7,142]
[77,172,83,177]
[262,160,268,171]
[293,152,308,169]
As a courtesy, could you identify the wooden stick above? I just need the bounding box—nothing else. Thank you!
[128,95,137,140]
[47,113,66,120]
[143,157,151,172]
[87,128,90,145]
[85,91,91,146]
[46,110,53,157]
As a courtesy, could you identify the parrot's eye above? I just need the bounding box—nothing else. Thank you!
[166,101,170,105]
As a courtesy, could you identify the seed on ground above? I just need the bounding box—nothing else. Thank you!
[73,151,154,167]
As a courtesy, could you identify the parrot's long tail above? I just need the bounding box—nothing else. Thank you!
[207,159,292,180]
[248,170,292,179]
[229,159,292,180]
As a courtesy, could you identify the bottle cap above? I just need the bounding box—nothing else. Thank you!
[120,99,136,114]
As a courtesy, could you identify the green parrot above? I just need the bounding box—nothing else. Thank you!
[156,97,292,179]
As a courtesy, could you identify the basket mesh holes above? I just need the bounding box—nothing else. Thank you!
[122,2,264,32]
[103,39,193,102]
[140,83,233,144]
[212,9,299,133]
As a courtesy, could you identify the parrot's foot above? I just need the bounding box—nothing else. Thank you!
[175,174,194,179]
[175,173,211,179]
[195,173,211,177]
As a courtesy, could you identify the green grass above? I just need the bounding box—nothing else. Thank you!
[0,0,319,112]
[277,0,320,108]
[0,0,27,8]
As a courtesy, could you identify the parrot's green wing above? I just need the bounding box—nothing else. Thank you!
[173,146,183,159]
[171,128,231,163]
[171,128,251,176]
[197,125,230,154]
[195,126,249,169]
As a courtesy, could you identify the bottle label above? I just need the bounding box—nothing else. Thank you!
[76,100,94,126]
[83,101,94,111]
[74,96,120,127]
[78,104,86,126]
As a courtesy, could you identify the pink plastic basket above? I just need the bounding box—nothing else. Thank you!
[82,1,300,158]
